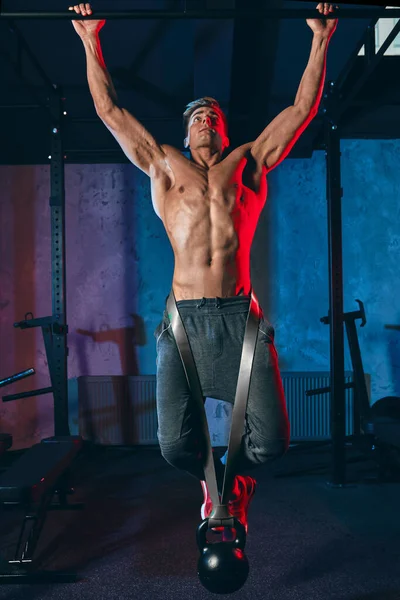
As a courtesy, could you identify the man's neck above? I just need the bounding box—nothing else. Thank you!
[190,147,222,169]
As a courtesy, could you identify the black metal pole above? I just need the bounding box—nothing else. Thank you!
[324,84,346,486]
[49,90,70,437]
[0,9,397,20]
[344,319,371,433]
[365,23,376,64]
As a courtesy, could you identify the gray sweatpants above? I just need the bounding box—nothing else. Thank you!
[154,295,290,489]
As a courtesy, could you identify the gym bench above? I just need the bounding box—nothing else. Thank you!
[0,435,83,583]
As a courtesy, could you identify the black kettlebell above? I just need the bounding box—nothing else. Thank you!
[196,517,249,594]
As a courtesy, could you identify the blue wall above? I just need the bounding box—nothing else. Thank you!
[264,140,400,402]
[1,139,400,446]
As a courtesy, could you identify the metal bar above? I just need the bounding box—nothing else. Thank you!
[3,387,53,402]
[0,369,35,389]
[305,382,353,396]
[313,0,400,4]
[65,148,128,153]
[21,496,52,562]
[338,18,400,119]
[325,115,346,487]
[0,9,396,20]
[0,571,78,583]
[0,104,42,109]
[365,20,376,64]
[14,316,53,329]
[69,116,183,123]
[13,515,30,562]
[334,18,379,93]
[49,91,70,437]
[41,326,57,392]
[344,320,371,433]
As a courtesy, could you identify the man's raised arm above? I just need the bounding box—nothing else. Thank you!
[70,3,170,178]
[251,2,338,173]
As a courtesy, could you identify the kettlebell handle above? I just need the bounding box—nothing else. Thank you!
[196,517,247,551]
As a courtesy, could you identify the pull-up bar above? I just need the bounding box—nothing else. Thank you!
[1,9,400,20]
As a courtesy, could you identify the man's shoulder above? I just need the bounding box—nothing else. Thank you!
[161,144,186,158]
[236,142,254,152]
[221,142,254,165]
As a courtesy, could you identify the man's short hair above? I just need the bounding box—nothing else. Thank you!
[183,97,228,136]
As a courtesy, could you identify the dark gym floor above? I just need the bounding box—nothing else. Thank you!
[0,443,398,600]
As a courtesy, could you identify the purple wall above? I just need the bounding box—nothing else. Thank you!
[0,163,172,447]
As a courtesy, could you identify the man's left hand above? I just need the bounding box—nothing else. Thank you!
[307,3,338,38]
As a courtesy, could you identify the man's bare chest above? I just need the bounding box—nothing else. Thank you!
[151,149,267,222]
[168,156,266,208]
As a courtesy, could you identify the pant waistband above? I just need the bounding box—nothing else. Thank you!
[164,294,252,317]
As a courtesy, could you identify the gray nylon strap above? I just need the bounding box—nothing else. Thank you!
[166,290,260,513]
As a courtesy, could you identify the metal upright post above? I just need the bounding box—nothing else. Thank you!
[0,24,70,434]
[49,89,70,436]
[324,82,346,486]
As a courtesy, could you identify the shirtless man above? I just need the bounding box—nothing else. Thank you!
[71,3,338,533]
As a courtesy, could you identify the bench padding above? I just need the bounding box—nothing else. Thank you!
[0,438,82,504]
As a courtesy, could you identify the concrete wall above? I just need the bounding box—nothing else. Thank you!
[1,140,400,448]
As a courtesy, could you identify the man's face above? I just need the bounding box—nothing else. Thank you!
[185,107,229,152]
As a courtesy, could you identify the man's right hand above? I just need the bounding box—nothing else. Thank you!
[69,3,105,39]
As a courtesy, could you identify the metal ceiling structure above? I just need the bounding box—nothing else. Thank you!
[0,0,400,164]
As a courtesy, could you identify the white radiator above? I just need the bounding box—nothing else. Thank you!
[77,372,370,445]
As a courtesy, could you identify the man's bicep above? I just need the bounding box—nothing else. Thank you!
[100,107,168,176]
[251,105,314,172]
